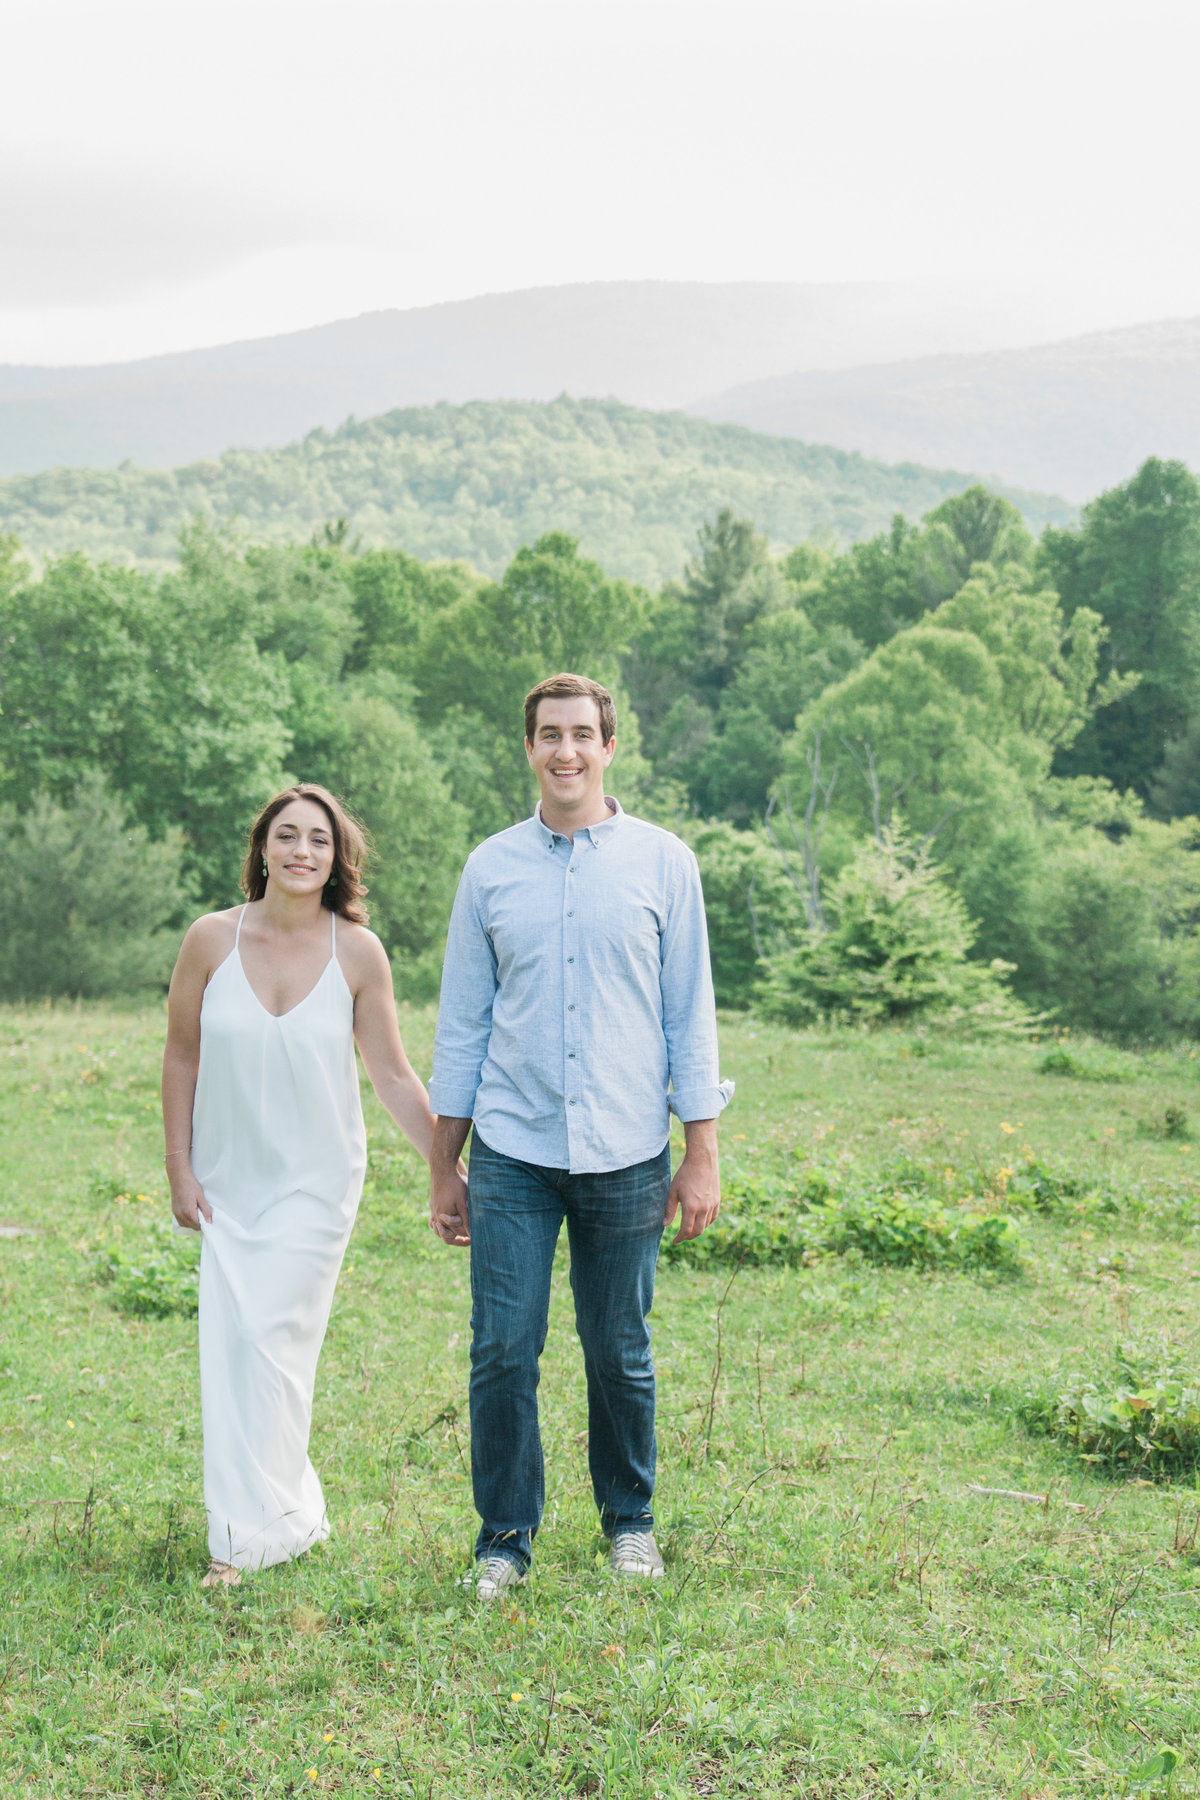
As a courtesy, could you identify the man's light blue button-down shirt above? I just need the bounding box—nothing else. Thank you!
[429,799,733,1174]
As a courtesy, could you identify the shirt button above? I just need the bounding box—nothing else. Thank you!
[567,956,574,963]
[567,910,574,917]
[569,865,577,872]
[568,1003,576,1011]
[568,1051,576,1059]
[569,1098,577,1105]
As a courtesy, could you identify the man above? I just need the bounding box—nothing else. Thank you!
[428,672,731,1598]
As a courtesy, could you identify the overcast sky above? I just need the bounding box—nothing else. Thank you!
[5,0,1199,365]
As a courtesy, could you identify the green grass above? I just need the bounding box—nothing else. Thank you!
[2,1005,1200,1797]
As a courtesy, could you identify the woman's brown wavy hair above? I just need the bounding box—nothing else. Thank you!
[240,784,370,923]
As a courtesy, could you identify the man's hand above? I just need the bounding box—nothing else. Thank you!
[430,1116,473,1247]
[664,1117,721,1245]
[430,1163,471,1245]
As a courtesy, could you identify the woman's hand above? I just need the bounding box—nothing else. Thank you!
[169,1169,213,1232]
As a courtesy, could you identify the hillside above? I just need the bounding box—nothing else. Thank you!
[0,396,1072,584]
[0,278,1126,479]
[692,316,1200,502]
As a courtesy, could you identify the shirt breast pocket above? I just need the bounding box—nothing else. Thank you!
[587,887,663,960]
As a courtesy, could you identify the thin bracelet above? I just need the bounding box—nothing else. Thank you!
[163,1148,191,1161]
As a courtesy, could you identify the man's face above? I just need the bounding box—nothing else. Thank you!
[525,696,615,820]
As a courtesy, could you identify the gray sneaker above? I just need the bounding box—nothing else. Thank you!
[609,1528,665,1579]
[469,1554,528,1600]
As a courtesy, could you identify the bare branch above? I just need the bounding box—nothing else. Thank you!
[841,737,907,842]
[743,877,767,961]
[915,806,962,850]
[764,728,837,933]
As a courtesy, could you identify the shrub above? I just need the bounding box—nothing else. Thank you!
[1003,1157,1122,1219]
[95,1223,200,1319]
[1024,1335,1200,1476]
[0,773,189,999]
[690,820,808,1008]
[667,1161,1021,1274]
[755,823,1030,1032]
[1037,1046,1129,1082]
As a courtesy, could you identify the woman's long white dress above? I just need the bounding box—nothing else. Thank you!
[191,905,366,1570]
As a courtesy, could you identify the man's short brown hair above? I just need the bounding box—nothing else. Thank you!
[523,673,616,745]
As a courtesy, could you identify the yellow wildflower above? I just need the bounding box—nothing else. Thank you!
[322,1732,333,1743]
[510,1692,523,1702]
[999,1121,1015,1135]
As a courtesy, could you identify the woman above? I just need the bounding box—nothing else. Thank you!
[163,784,439,1587]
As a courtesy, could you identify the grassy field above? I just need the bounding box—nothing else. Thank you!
[2,1003,1199,1798]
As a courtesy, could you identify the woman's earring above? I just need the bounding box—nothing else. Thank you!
[329,871,338,887]
[262,858,268,878]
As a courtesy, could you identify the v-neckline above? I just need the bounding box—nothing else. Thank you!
[235,946,335,1021]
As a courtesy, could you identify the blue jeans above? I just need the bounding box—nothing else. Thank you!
[466,1131,670,1572]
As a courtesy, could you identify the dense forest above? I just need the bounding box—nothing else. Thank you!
[0,397,1071,585]
[2,455,1198,1039]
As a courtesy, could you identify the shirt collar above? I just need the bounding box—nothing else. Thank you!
[534,796,624,848]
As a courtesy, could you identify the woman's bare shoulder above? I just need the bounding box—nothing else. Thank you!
[181,906,243,965]
[335,919,390,983]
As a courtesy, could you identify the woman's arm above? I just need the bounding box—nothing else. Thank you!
[351,932,438,1162]
[162,920,217,1231]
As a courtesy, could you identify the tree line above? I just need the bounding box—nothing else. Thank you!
[0,396,1069,585]
[2,455,1198,1039]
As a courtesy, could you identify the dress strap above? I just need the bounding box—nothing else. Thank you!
[234,904,247,948]
[330,907,337,955]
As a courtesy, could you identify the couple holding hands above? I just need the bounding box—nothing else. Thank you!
[163,672,731,1595]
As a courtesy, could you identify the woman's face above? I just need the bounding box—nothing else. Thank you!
[263,799,336,899]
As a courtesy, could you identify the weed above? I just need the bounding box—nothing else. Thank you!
[94,1221,200,1318]
[1141,1104,1191,1141]
[1038,1047,1129,1083]
[1023,1332,1200,1476]
[670,1163,1021,1273]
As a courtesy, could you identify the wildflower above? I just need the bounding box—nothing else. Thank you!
[307,1771,318,1783]
[66,1419,75,1429]
[373,1771,382,1781]
[1000,1121,1015,1135]
[218,1722,228,1735]
[323,1732,333,1743]
[510,1692,523,1702]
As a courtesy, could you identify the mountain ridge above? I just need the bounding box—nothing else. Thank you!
[692,316,1200,501]
[0,394,1072,586]
[0,278,1139,481]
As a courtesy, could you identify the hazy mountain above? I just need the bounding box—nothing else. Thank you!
[0,279,1136,480]
[0,396,1072,585]
[692,318,1200,502]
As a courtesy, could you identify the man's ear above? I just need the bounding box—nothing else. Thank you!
[525,737,535,767]
[603,735,616,765]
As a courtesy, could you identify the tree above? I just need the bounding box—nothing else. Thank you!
[414,532,644,832]
[1040,458,1200,802]
[688,821,807,1007]
[802,513,959,649]
[310,683,471,1000]
[0,774,189,999]
[344,546,480,680]
[755,822,1025,1029]
[923,485,1034,584]
[693,608,862,820]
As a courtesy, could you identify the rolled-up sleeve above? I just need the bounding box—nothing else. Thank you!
[660,849,734,1122]
[429,860,497,1119]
